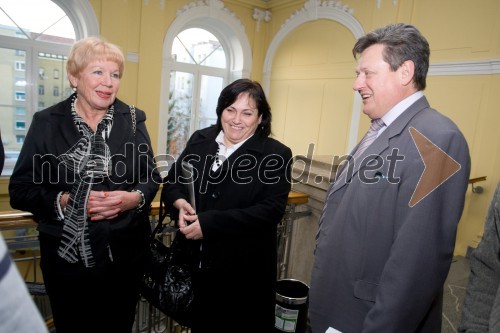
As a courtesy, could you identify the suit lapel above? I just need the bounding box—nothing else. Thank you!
[330,96,430,194]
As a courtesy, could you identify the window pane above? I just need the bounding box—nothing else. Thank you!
[2,149,19,176]
[1,44,28,156]
[167,71,194,158]
[0,0,75,40]
[15,120,25,129]
[198,75,222,129]
[37,51,70,107]
[172,28,226,68]
[0,0,75,176]
[0,56,25,172]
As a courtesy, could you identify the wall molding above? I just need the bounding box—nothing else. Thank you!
[429,58,500,76]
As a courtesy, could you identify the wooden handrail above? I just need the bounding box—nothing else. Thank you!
[469,176,486,184]
[0,191,309,229]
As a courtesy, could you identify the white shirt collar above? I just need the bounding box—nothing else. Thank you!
[381,91,424,127]
[215,130,252,156]
[212,130,254,171]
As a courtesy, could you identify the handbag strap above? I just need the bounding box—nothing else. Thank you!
[129,105,136,135]
[151,218,166,240]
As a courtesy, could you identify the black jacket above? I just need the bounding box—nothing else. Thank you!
[162,125,292,332]
[9,96,161,263]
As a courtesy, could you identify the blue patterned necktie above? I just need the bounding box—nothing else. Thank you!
[350,118,384,164]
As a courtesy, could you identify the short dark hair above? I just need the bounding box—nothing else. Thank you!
[352,23,430,91]
[215,79,272,137]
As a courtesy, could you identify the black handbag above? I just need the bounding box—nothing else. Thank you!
[141,221,194,327]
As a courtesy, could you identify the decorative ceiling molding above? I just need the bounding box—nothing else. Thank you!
[253,8,272,32]
[176,0,240,28]
[281,0,354,31]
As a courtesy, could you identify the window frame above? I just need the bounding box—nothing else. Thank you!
[0,0,98,178]
[157,2,252,156]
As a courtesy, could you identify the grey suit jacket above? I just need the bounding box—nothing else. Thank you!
[459,182,500,333]
[309,96,471,333]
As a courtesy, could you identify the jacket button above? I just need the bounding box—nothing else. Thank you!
[212,192,219,199]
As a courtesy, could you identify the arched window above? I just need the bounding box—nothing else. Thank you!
[158,0,252,160]
[167,28,227,158]
[0,0,97,176]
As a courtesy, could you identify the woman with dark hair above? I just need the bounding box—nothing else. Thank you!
[162,78,292,332]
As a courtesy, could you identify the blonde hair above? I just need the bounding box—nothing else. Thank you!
[66,36,125,88]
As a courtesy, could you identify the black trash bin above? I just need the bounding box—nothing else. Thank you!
[274,279,309,333]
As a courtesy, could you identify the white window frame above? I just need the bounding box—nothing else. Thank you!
[15,91,26,101]
[15,61,25,71]
[157,0,252,155]
[0,0,98,132]
[0,0,98,177]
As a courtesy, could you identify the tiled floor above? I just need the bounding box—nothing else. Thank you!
[40,256,472,333]
[303,255,471,333]
[442,256,470,333]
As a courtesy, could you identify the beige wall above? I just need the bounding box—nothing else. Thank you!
[1,0,499,256]
[265,0,500,257]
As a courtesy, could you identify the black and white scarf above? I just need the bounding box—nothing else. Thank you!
[57,95,114,267]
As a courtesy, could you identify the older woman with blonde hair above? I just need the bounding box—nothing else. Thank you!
[9,36,160,333]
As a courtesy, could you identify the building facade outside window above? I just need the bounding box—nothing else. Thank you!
[166,28,227,158]
[0,0,98,176]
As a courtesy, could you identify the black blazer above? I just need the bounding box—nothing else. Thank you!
[162,125,292,331]
[9,96,160,261]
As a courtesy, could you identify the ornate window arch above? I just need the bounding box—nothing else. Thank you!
[52,0,99,38]
[262,0,364,153]
[157,0,252,157]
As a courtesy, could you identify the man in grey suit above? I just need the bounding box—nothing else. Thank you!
[309,23,471,333]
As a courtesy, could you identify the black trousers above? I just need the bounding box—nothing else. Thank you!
[39,232,144,333]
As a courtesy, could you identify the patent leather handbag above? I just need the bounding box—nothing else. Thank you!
[141,222,194,328]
